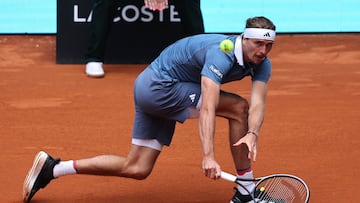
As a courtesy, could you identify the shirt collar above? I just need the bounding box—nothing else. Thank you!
[234,35,244,66]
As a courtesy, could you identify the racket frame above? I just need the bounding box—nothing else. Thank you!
[220,171,310,203]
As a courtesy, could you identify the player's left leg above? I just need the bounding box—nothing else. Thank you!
[216,90,250,170]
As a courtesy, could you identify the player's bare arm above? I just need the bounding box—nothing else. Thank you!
[233,80,268,161]
[199,76,221,179]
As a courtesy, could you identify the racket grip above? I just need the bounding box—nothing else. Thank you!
[221,171,237,182]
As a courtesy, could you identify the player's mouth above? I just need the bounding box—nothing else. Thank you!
[253,55,265,63]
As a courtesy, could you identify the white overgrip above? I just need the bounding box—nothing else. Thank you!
[220,171,237,182]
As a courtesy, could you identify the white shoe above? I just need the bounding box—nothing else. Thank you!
[85,62,105,77]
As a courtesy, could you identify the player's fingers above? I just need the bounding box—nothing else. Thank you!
[211,169,217,179]
[215,167,222,179]
[202,162,211,177]
[203,161,220,180]
[204,168,215,179]
[253,146,257,161]
[248,147,253,160]
[210,168,218,179]
[248,151,251,160]
[246,143,257,161]
[233,138,245,146]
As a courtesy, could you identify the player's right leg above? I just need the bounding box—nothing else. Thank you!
[74,143,161,179]
[23,151,60,202]
[22,143,161,202]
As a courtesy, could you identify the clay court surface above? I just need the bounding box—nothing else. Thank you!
[0,34,359,202]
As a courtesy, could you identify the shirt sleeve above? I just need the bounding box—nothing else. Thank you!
[200,46,234,84]
[252,57,272,83]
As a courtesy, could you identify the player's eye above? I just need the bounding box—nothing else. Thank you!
[266,43,273,49]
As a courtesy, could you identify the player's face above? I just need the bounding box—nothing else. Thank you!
[243,39,273,64]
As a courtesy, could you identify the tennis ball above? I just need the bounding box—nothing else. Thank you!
[260,187,265,192]
[219,39,234,53]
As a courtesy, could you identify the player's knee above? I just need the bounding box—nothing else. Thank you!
[227,99,249,125]
[233,98,249,116]
[121,162,152,180]
[218,94,249,121]
[130,167,152,180]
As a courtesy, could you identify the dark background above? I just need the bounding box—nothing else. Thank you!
[57,0,185,64]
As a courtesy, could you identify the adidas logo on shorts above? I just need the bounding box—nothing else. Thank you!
[189,94,196,103]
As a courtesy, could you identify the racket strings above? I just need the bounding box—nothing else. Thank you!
[256,177,307,202]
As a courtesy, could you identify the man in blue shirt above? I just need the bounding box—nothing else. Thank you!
[23,16,276,203]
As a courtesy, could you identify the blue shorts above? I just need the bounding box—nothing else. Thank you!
[132,67,201,146]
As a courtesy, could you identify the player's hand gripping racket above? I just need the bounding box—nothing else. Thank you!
[221,171,310,203]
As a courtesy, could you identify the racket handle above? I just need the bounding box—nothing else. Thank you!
[220,171,237,182]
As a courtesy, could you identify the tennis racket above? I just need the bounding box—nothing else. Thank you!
[221,171,310,203]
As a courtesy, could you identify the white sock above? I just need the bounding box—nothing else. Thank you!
[237,170,255,195]
[53,160,77,178]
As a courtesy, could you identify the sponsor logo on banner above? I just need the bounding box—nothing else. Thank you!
[74,5,181,23]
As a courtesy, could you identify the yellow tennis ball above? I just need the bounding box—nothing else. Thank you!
[260,187,265,192]
[219,39,234,53]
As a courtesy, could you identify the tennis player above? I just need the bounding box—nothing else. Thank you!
[23,16,276,203]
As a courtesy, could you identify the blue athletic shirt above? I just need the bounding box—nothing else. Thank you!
[149,34,271,85]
